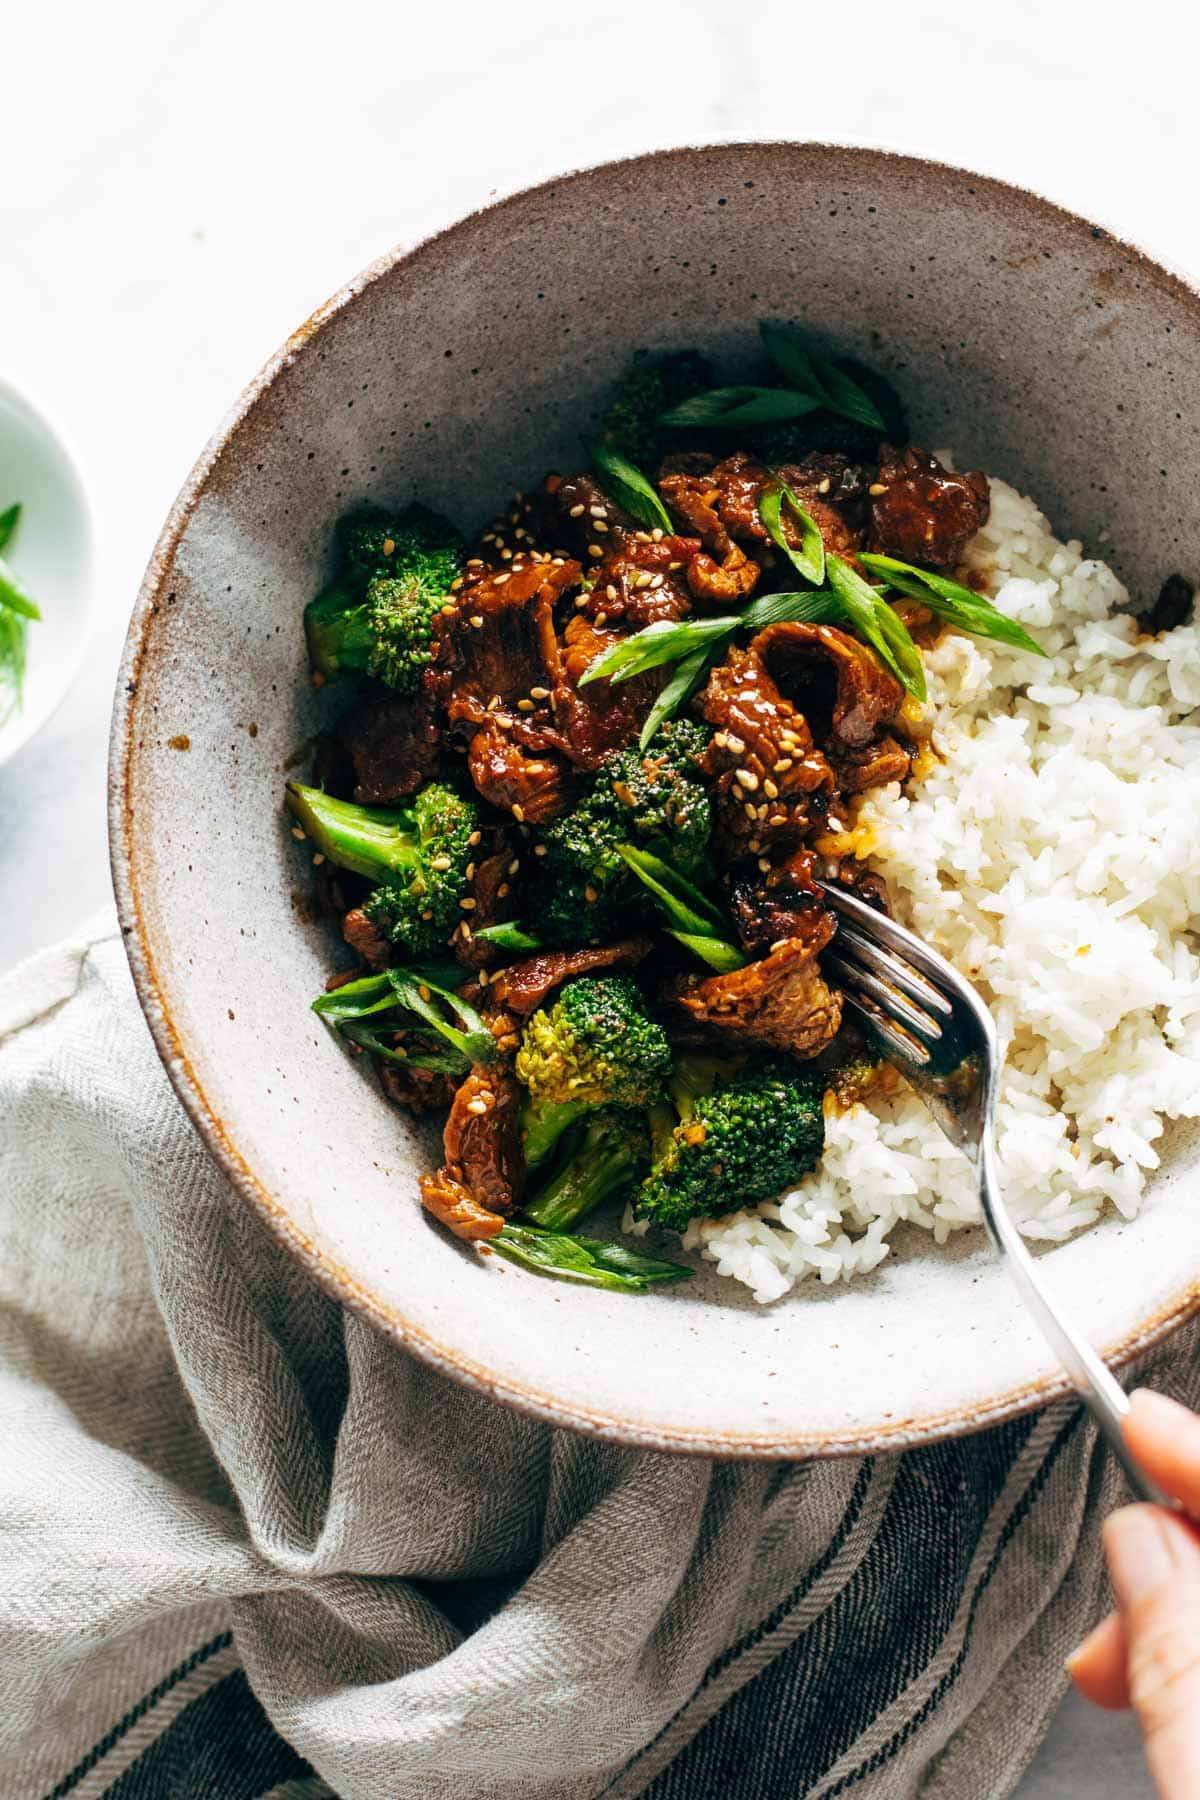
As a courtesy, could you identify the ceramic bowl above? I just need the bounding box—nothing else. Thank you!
[110,144,1200,1457]
[0,377,93,768]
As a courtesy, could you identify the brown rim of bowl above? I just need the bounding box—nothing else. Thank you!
[109,141,1200,1460]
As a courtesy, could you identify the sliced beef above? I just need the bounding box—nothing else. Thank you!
[419,1062,527,1240]
[342,694,441,804]
[451,845,522,970]
[519,471,638,560]
[467,716,570,824]
[752,621,904,748]
[551,614,663,769]
[379,1061,458,1115]
[867,446,989,571]
[657,465,763,606]
[673,924,842,1059]
[441,558,578,730]
[695,643,835,850]
[489,937,653,1016]
[727,848,831,958]
[579,533,699,631]
[419,1168,507,1241]
[775,453,870,559]
[829,735,912,793]
[342,906,391,968]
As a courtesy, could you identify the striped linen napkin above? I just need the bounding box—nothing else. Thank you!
[2,916,1196,1800]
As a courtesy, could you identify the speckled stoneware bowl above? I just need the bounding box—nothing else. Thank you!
[110,144,1200,1457]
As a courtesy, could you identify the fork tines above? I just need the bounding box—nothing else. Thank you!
[820,886,954,1067]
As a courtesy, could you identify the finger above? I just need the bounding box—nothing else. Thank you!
[1124,1390,1200,1514]
[1068,1611,1132,1710]
[1104,1504,1200,1800]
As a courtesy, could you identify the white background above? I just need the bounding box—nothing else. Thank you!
[4,1,1194,1789]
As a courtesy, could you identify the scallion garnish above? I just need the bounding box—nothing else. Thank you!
[757,483,826,586]
[759,322,887,432]
[825,555,927,702]
[658,386,824,429]
[858,553,1048,657]
[591,441,673,535]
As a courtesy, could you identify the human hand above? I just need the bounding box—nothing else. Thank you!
[1068,1389,1200,1799]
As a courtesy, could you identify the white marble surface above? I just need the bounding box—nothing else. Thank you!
[7,1,1195,1789]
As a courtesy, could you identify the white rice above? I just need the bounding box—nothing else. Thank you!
[665,473,1200,1303]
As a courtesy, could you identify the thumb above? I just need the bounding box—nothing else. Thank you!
[1104,1504,1200,1800]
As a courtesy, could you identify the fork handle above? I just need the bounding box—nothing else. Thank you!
[979,1136,1173,1508]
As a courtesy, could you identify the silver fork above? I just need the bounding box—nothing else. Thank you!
[819,879,1169,1504]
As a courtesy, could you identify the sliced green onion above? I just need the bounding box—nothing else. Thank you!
[758,483,826,586]
[591,442,673,534]
[0,553,41,621]
[658,386,824,429]
[618,845,726,936]
[737,588,843,631]
[0,503,21,555]
[638,645,713,749]
[491,1222,692,1291]
[579,615,736,687]
[471,921,544,952]
[667,930,747,972]
[759,322,887,431]
[825,555,926,701]
[858,553,1048,657]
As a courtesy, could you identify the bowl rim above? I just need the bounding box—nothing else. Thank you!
[109,140,1200,1458]
[0,372,95,769]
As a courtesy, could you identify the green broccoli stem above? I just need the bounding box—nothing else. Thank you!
[523,1119,642,1232]
[520,1098,585,1173]
[303,583,375,679]
[285,783,418,883]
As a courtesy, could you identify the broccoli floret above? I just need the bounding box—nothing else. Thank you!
[521,1108,650,1232]
[286,779,478,956]
[635,1058,826,1235]
[515,975,672,1169]
[304,503,463,690]
[597,350,712,471]
[534,718,712,946]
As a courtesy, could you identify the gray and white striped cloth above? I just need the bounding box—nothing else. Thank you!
[2,916,1196,1800]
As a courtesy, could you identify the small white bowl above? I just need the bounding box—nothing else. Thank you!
[0,376,94,768]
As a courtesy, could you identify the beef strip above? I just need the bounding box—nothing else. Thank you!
[672,922,843,1059]
[379,1061,458,1115]
[1143,572,1194,634]
[549,613,664,769]
[342,693,442,804]
[727,847,830,958]
[695,643,835,849]
[775,453,870,559]
[867,446,989,571]
[753,621,905,749]
[418,1062,527,1240]
[828,735,912,793]
[342,906,391,968]
[519,471,638,559]
[441,558,577,729]
[467,716,570,824]
[451,845,522,970]
[578,533,699,631]
[656,467,764,606]
[489,937,654,1016]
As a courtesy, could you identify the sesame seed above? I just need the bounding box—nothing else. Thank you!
[312,852,325,865]
[668,560,683,570]
[469,613,485,627]
[459,921,473,940]
[748,837,762,852]
[634,531,651,544]
[487,694,501,711]
[650,574,664,589]
[467,1098,488,1115]
[497,883,510,899]
[574,595,588,610]
[868,482,888,496]
[725,733,746,754]
[588,544,603,559]
[757,804,770,820]
[569,502,586,518]
[418,985,432,1002]
[468,831,482,846]
[507,858,520,875]
[450,577,464,592]
[382,537,396,556]
[758,857,772,873]
[512,804,525,822]
[465,862,476,881]
[467,557,484,568]
[713,731,729,749]
[514,528,527,542]
[291,826,306,840]
[493,575,510,588]
[422,909,434,921]
[606,584,618,600]
[460,897,477,911]
[589,505,607,518]
[533,843,547,856]
[636,571,653,589]
[743,802,758,820]
[430,855,452,871]
[509,511,520,524]
[774,757,793,771]
[594,611,609,626]
[768,814,787,828]
[584,885,598,903]
[651,527,664,541]
[500,547,513,561]
[441,602,457,616]
[763,777,779,799]
[477,968,491,985]
[517,698,534,711]
[530,685,549,699]
[817,478,832,495]
[482,532,497,544]
[770,937,791,954]
[551,556,565,566]
[594,519,609,534]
